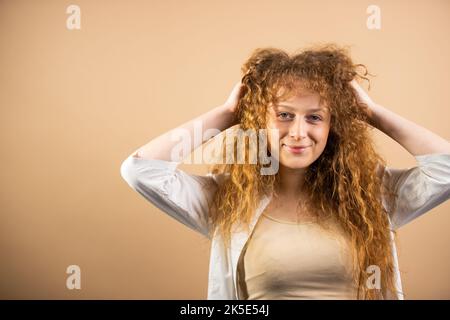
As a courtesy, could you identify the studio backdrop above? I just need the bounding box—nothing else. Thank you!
[1,0,449,299]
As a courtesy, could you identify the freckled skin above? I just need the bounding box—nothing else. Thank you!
[262,88,333,221]
[266,90,331,171]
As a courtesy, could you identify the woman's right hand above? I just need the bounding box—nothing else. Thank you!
[223,81,245,114]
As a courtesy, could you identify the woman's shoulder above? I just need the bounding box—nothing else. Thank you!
[207,171,230,187]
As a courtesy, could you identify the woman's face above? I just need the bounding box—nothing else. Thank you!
[266,88,331,170]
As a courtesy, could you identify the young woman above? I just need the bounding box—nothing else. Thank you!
[120,44,450,300]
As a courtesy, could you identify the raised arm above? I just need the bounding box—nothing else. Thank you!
[120,82,244,239]
[134,81,243,161]
[349,79,450,156]
[349,79,450,229]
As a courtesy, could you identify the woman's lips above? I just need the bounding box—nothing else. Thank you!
[282,144,310,154]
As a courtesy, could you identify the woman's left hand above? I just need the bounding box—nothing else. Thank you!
[349,79,378,127]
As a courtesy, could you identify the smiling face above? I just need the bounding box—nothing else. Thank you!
[266,87,331,171]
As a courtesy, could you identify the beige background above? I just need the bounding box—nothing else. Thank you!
[1,0,449,299]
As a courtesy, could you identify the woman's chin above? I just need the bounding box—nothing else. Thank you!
[279,158,310,170]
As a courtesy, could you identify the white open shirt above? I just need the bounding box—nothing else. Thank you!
[120,152,450,299]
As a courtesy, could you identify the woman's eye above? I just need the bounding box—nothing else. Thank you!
[276,112,322,122]
[309,115,322,121]
[277,112,291,120]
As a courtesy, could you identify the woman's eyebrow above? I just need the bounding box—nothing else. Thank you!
[276,104,326,113]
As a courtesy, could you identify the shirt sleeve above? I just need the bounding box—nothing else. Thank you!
[120,153,219,239]
[381,153,450,230]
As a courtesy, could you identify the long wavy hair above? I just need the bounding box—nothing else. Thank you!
[206,44,399,299]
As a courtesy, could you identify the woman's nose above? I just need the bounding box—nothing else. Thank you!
[289,118,307,140]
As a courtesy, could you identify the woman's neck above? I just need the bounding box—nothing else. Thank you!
[276,164,307,198]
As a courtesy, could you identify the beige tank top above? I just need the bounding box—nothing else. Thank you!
[237,211,359,299]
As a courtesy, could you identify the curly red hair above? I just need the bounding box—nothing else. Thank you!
[208,44,399,299]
